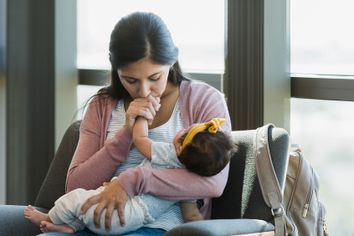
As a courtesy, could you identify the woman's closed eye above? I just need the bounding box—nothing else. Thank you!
[122,75,160,84]
[149,75,161,82]
[125,78,138,84]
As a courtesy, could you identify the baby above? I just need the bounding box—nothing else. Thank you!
[24,118,234,234]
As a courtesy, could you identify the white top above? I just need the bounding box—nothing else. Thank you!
[106,99,184,231]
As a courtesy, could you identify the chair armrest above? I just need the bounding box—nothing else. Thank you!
[165,219,274,236]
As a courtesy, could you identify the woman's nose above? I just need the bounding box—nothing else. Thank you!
[138,82,150,98]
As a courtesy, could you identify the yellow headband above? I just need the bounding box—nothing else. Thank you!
[181,118,226,150]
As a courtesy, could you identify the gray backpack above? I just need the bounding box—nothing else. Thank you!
[255,124,329,236]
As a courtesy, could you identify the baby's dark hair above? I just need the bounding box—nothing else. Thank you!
[178,131,235,176]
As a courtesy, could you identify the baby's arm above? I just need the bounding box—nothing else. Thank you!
[181,201,204,222]
[132,117,152,159]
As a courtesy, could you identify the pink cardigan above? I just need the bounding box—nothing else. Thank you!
[66,80,231,218]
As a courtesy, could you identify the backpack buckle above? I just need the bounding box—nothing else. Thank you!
[271,206,284,217]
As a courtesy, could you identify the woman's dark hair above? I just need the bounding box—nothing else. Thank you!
[178,131,236,176]
[98,12,186,100]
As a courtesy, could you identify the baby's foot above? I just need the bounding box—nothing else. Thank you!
[40,221,75,233]
[24,205,50,226]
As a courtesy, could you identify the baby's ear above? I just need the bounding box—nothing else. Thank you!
[176,145,183,155]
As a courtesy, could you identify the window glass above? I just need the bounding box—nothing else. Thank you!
[291,98,354,235]
[76,85,103,120]
[77,1,225,113]
[77,0,225,73]
[291,0,354,75]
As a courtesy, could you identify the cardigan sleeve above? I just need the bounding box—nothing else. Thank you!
[65,97,133,192]
[118,81,231,200]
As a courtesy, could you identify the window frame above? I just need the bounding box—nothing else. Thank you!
[79,72,354,101]
[0,0,6,204]
[291,76,354,101]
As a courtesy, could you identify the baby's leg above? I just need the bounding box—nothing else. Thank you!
[48,187,103,232]
[24,205,75,233]
[83,196,145,235]
[83,194,176,235]
[50,187,143,235]
[39,221,74,233]
[24,205,51,226]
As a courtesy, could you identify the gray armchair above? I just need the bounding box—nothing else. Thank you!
[0,121,289,236]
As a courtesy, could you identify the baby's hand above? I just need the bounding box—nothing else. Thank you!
[125,95,160,130]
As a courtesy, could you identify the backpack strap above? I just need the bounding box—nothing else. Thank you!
[255,124,286,236]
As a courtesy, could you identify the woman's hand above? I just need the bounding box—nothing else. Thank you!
[80,179,129,231]
[125,95,160,131]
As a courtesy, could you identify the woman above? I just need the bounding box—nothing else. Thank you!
[40,11,231,235]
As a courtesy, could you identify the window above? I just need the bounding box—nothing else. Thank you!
[77,0,225,73]
[290,99,354,235]
[291,0,354,76]
[291,0,354,234]
[77,0,225,119]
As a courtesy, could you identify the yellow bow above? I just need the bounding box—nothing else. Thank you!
[181,118,226,150]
